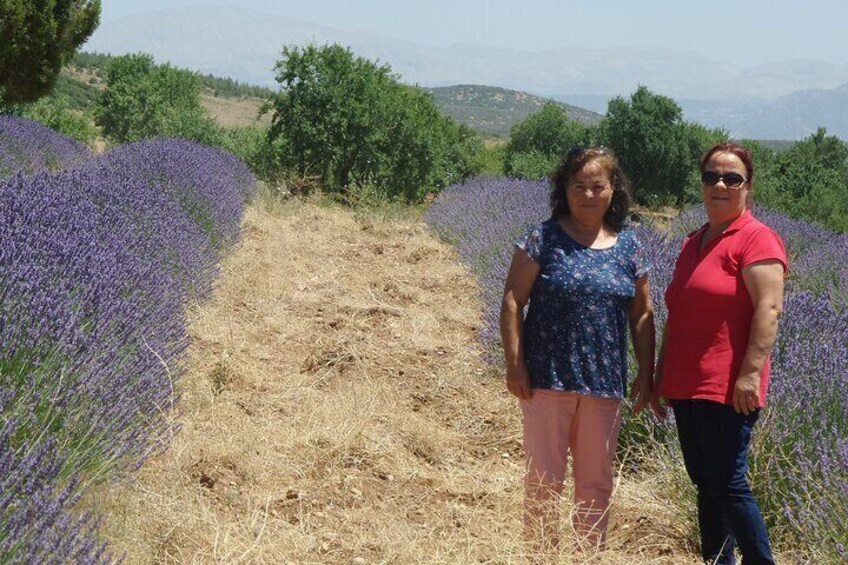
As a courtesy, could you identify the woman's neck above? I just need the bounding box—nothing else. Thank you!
[707,210,744,234]
[563,215,606,236]
[560,215,615,248]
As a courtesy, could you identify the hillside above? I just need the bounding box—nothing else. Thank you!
[425,84,602,137]
[56,55,273,129]
[56,55,601,136]
[85,197,697,563]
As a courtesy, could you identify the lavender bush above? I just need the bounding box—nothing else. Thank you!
[425,177,848,559]
[0,116,91,177]
[1,129,256,560]
[89,139,257,249]
[424,177,549,363]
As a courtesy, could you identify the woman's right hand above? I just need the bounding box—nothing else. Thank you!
[506,363,532,400]
[649,391,668,420]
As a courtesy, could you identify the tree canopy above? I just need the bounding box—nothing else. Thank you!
[600,86,706,205]
[95,53,219,144]
[503,102,589,179]
[0,0,101,106]
[267,43,481,201]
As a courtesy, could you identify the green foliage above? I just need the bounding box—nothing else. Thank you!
[217,125,280,181]
[95,53,221,144]
[600,86,703,206]
[0,0,101,105]
[743,129,848,232]
[782,127,848,173]
[504,102,590,178]
[477,142,507,176]
[18,96,97,144]
[72,51,275,100]
[268,44,482,202]
[505,150,558,180]
[70,50,112,72]
[50,73,99,111]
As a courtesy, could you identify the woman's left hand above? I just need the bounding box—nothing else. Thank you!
[732,373,760,415]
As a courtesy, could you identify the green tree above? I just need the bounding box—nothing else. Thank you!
[95,53,220,144]
[600,86,696,205]
[268,44,481,201]
[0,0,101,105]
[780,127,848,176]
[503,102,589,178]
[19,96,97,144]
[742,129,848,232]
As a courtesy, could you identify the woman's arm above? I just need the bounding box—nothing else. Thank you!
[735,259,785,415]
[628,276,655,413]
[500,248,540,400]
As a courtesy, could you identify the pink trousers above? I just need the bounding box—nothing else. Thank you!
[520,389,622,550]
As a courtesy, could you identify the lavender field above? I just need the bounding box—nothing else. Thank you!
[0,117,255,562]
[425,177,848,561]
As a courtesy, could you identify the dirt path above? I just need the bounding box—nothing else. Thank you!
[90,199,695,564]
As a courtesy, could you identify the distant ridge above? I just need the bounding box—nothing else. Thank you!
[425,85,602,137]
[84,6,848,139]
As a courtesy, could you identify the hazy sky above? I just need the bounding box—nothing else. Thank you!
[100,0,848,66]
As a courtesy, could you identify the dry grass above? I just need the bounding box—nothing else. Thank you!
[199,95,271,129]
[88,197,699,564]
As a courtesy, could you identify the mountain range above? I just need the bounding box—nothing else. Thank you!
[84,6,848,140]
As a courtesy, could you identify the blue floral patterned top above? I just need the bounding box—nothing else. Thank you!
[515,217,650,398]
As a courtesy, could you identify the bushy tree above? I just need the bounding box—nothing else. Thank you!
[600,86,696,205]
[780,127,848,176]
[0,0,101,105]
[752,129,848,231]
[268,44,481,201]
[95,53,220,144]
[503,102,589,179]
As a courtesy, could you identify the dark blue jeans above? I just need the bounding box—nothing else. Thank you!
[671,399,775,565]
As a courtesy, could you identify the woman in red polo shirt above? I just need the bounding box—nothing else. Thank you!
[655,142,786,565]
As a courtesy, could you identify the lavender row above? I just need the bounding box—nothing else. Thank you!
[424,177,848,558]
[0,116,92,177]
[1,124,255,561]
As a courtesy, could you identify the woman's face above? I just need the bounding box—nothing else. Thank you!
[566,159,613,225]
[702,151,750,225]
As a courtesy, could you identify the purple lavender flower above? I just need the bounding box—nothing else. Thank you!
[1,130,255,560]
[0,116,91,177]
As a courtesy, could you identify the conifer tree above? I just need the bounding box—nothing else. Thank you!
[0,0,101,105]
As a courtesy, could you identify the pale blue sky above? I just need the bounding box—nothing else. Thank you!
[100,1,847,66]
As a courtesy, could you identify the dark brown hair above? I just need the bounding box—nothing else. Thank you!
[550,146,633,232]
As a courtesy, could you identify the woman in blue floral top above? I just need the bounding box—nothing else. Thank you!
[500,146,655,551]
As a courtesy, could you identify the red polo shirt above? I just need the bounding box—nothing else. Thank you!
[659,210,788,406]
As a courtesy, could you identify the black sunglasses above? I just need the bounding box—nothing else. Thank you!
[702,171,747,188]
